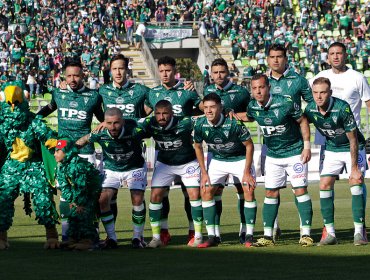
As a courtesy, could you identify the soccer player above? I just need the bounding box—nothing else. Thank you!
[194,93,256,248]
[311,42,370,239]
[312,42,370,164]
[244,74,313,247]
[37,61,104,242]
[139,100,203,248]
[76,108,147,249]
[99,54,151,119]
[305,77,367,246]
[145,56,203,245]
[98,54,151,221]
[203,58,252,244]
[266,44,313,240]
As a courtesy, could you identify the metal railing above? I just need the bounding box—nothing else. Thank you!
[141,37,160,81]
[199,33,215,68]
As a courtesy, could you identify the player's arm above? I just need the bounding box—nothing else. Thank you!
[75,133,97,148]
[93,95,105,122]
[194,142,211,191]
[347,129,363,185]
[242,138,256,190]
[300,77,313,103]
[37,93,57,117]
[144,104,153,115]
[296,115,311,163]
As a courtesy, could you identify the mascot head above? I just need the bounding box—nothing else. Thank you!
[0,81,28,112]
[54,138,78,163]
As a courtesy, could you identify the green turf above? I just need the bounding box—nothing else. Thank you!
[1,179,370,279]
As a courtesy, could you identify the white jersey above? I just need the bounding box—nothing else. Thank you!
[311,68,370,127]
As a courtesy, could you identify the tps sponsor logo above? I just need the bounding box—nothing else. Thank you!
[259,125,286,135]
[107,103,135,113]
[59,108,87,120]
[156,140,182,149]
[208,142,234,150]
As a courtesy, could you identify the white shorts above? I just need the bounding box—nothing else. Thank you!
[321,149,367,177]
[208,158,256,186]
[265,155,308,189]
[151,160,200,188]
[102,164,147,191]
[78,153,96,166]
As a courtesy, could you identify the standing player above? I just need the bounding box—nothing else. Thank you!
[99,54,151,119]
[311,42,370,239]
[139,100,203,248]
[203,58,252,243]
[194,93,257,248]
[266,44,313,240]
[37,61,104,242]
[76,108,148,249]
[305,78,367,246]
[98,54,151,221]
[244,74,313,247]
[145,56,203,244]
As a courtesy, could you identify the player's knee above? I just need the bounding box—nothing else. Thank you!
[98,192,111,210]
[150,188,165,203]
[294,187,307,196]
[265,189,279,198]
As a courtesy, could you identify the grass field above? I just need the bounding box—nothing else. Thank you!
[1,179,370,280]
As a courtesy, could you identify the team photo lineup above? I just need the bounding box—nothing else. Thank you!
[0,42,369,251]
[0,0,370,253]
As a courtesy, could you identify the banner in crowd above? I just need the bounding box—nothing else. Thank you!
[145,26,193,43]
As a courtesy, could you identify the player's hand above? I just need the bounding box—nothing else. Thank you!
[226,109,241,121]
[59,81,67,90]
[184,80,195,91]
[349,168,363,185]
[76,206,85,214]
[300,149,311,164]
[92,121,107,133]
[242,171,256,191]
[200,173,211,192]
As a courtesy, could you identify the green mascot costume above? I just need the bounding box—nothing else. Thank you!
[0,81,60,250]
[55,138,102,250]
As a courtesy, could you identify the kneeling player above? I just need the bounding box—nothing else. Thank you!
[77,108,148,249]
[140,100,203,248]
[194,93,256,248]
[306,77,367,246]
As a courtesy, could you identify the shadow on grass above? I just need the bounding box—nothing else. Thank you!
[1,229,370,280]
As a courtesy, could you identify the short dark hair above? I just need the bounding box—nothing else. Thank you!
[268,44,287,57]
[105,107,123,119]
[211,58,229,70]
[155,100,173,111]
[251,73,269,86]
[312,77,331,88]
[157,56,176,67]
[203,92,222,104]
[63,60,83,72]
[328,41,346,53]
[110,54,129,69]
